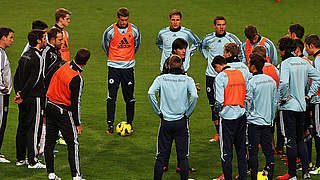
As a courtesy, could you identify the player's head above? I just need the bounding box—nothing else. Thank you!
[172,38,187,59]
[293,38,304,57]
[288,24,304,39]
[168,54,183,70]
[245,25,259,44]
[47,28,63,49]
[213,16,226,35]
[248,53,265,73]
[169,9,182,30]
[56,8,71,27]
[224,42,240,59]
[116,7,130,28]
[0,27,14,49]
[32,20,48,31]
[211,55,227,73]
[305,34,320,55]
[74,48,90,66]
[252,46,267,61]
[277,36,296,57]
[28,29,46,48]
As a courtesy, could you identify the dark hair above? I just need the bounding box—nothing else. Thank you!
[172,38,188,52]
[277,36,296,53]
[32,20,48,30]
[168,54,182,69]
[244,25,258,41]
[74,48,90,65]
[47,28,62,42]
[214,16,226,25]
[249,54,265,72]
[55,8,71,22]
[28,29,45,47]
[294,38,304,53]
[0,27,14,39]
[289,24,304,39]
[117,7,129,17]
[211,55,226,68]
[169,9,182,18]
[252,46,267,59]
[224,42,240,56]
[305,34,320,48]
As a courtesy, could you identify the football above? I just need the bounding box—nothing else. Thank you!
[116,122,132,136]
[257,171,268,180]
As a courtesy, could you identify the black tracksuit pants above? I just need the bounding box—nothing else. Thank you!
[16,97,44,165]
[311,104,320,167]
[275,111,285,152]
[45,102,81,177]
[220,114,247,180]
[248,124,274,180]
[154,117,189,180]
[0,94,10,152]
[107,66,135,126]
[283,110,308,176]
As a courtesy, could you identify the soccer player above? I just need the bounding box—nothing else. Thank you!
[242,25,277,66]
[13,29,47,168]
[0,27,14,163]
[44,48,90,180]
[148,55,198,180]
[37,28,64,156]
[54,8,71,61]
[276,36,320,180]
[288,24,308,58]
[156,9,200,72]
[21,20,48,55]
[102,7,141,134]
[246,54,277,180]
[211,55,248,180]
[304,34,320,174]
[200,16,243,143]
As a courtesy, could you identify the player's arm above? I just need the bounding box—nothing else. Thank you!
[245,80,254,115]
[266,39,278,66]
[148,77,161,116]
[241,42,248,64]
[186,29,200,57]
[213,73,226,113]
[132,24,141,53]
[155,31,163,52]
[101,26,113,57]
[279,62,290,103]
[0,51,7,92]
[69,75,83,127]
[185,77,198,118]
[271,81,278,123]
[307,63,320,98]
[199,36,209,59]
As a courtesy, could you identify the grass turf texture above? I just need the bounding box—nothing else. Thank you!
[0,0,320,179]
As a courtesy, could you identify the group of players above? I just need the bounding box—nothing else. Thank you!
[146,9,320,180]
[0,8,89,180]
[1,6,320,180]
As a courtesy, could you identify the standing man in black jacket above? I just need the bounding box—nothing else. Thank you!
[13,29,47,168]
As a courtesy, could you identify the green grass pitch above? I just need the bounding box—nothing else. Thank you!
[1,0,320,179]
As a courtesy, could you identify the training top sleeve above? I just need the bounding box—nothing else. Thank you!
[185,28,200,57]
[265,38,278,66]
[185,77,198,117]
[0,50,7,91]
[307,63,320,98]
[155,29,165,52]
[213,72,227,113]
[148,77,161,116]
[101,25,114,57]
[132,24,141,53]
[69,75,83,126]
[200,35,210,60]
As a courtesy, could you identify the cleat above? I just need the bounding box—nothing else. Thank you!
[105,125,114,134]
[310,167,320,174]
[16,159,28,166]
[38,152,44,156]
[73,176,86,180]
[281,158,288,161]
[209,134,219,142]
[53,150,59,153]
[176,167,181,173]
[56,137,66,145]
[49,173,61,180]
[189,167,197,173]
[163,166,168,172]
[303,172,311,179]
[28,161,46,169]
[0,154,10,163]
[212,174,224,180]
[276,172,297,180]
[280,154,287,158]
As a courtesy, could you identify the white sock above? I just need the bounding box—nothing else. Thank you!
[39,124,46,153]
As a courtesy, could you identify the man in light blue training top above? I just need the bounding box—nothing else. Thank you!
[211,55,249,180]
[102,7,141,134]
[276,36,320,180]
[242,25,277,66]
[148,55,198,180]
[156,9,200,72]
[200,16,243,143]
[246,54,277,180]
